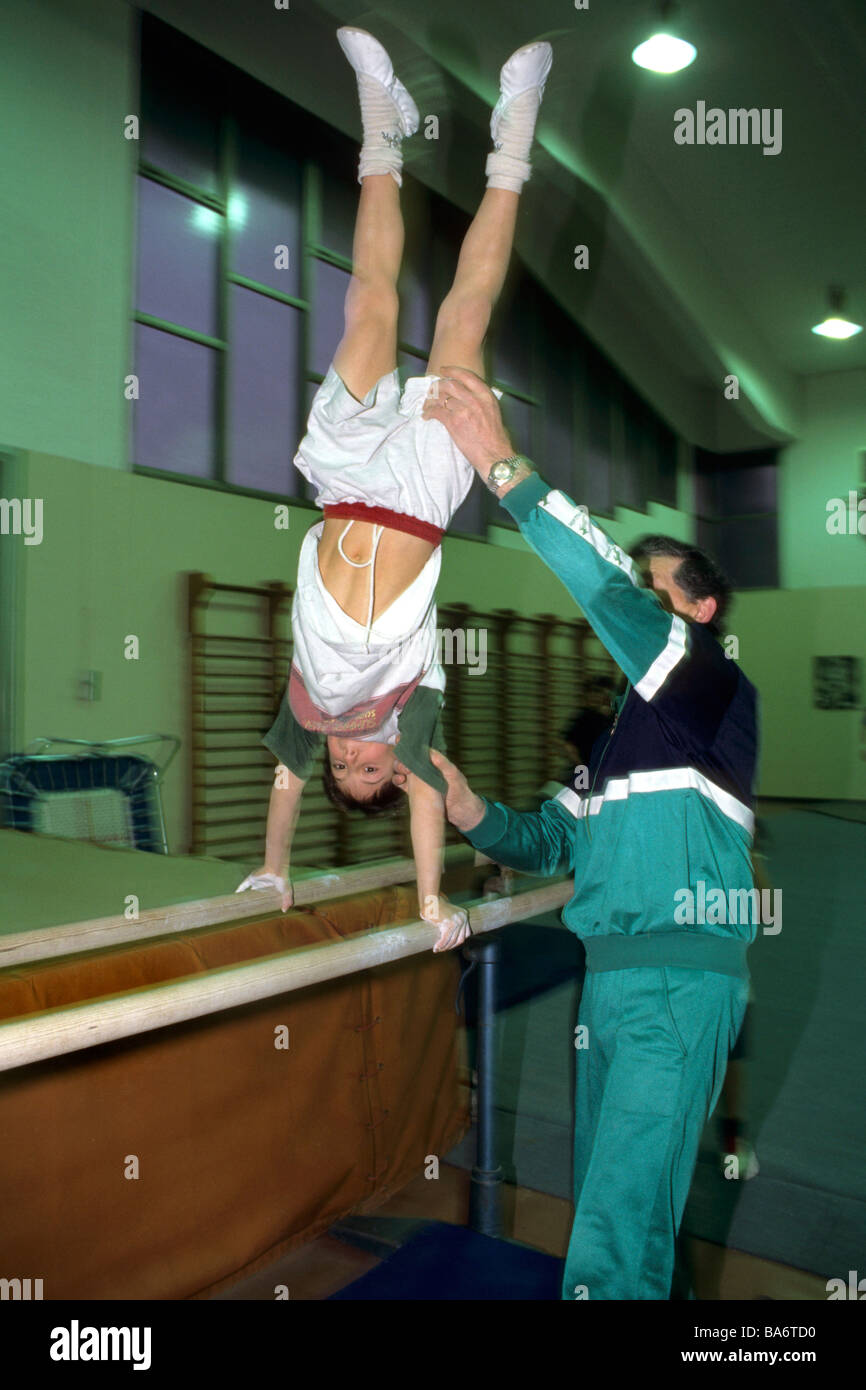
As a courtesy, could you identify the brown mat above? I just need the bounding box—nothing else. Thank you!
[0,884,469,1299]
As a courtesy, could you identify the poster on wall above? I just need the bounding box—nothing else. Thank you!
[813,656,862,710]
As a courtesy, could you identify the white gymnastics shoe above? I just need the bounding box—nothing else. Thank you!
[486,41,553,191]
[490,40,553,148]
[337,27,420,138]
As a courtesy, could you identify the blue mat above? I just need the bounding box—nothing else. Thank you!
[329,1223,563,1301]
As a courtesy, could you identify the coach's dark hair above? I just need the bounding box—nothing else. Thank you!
[629,535,732,635]
[322,760,404,818]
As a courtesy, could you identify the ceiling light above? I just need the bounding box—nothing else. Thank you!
[632,34,696,74]
[632,2,696,73]
[811,287,862,339]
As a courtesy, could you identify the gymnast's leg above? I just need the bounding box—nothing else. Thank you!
[426,41,552,379]
[426,188,520,380]
[333,29,418,402]
[333,174,404,403]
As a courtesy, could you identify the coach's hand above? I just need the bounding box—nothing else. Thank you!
[422,366,514,477]
[427,749,487,833]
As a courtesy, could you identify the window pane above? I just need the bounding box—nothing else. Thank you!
[536,302,575,495]
[227,288,302,494]
[698,516,779,589]
[398,177,433,354]
[717,457,778,516]
[618,388,646,510]
[133,324,216,476]
[576,350,612,515]
[136,177,219,337]
[655,424,678,508]
[450,480,488,537]
[399,259,432,356]
[538,366,574,494]
[399,350,428,384]
[320,169,357,261]
[232,133,302,297]
[140,75,219,194]
[501,394,534,456]
[695,448,778,517]
[310,259,349,376]
[492,275,534,393]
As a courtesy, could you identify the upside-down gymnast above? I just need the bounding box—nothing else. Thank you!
[237,29,553,951]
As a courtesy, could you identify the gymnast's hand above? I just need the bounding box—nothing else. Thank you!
[420,893,472,954]
[421,366,514,476]
[235,867,293,914]
[427,750,487,833]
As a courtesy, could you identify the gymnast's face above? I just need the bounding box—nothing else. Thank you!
[327,738,396,800]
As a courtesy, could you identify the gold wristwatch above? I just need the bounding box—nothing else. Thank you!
[485,454,529,494]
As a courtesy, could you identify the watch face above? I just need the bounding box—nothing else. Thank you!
[491,460,516,482]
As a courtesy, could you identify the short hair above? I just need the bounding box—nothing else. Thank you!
[629,534,732,635]
[321,760,404,818]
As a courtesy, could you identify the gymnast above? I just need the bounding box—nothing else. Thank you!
[237,28,553,951]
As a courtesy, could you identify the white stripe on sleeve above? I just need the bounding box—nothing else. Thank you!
[634,615,688,700]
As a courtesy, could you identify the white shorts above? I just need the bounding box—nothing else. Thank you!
[294,364,500,531]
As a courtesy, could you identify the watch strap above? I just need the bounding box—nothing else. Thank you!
[486,454,529,494]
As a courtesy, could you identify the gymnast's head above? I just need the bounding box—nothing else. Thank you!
[629,535,731,636]
[322,737,404,817]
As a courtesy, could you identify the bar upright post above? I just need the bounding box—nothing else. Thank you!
[467,930,503,1237]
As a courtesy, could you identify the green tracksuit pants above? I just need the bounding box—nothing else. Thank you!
[562,963,750,1301]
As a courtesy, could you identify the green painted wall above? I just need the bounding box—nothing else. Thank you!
[780,368,866,589]
[731,588,866,801]
[0,0,135,468]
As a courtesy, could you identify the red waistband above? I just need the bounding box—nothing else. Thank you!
[322,502,444,546]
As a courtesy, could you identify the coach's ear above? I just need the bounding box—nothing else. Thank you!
[693,595,718,625]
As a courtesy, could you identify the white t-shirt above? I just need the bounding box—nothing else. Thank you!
[291,521,445,744]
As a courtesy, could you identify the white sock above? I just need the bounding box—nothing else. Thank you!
[486,87,542,192]
[356,74,406,187]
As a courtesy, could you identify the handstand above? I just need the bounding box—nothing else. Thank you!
[238,27,552,951]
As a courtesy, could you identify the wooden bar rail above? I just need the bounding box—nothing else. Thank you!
[0,845,491,969]
[0,878,572,1074]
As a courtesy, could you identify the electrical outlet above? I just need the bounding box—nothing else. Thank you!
[77,670,102,702]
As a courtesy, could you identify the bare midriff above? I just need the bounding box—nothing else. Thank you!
[318,518,436,626]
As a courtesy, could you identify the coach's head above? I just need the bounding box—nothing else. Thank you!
[630,536,731,636]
